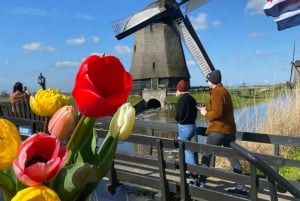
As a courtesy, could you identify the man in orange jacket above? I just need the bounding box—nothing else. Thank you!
[195,70,248,196]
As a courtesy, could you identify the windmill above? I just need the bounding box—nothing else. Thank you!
[111,0,215,92]
[289,43,300,88]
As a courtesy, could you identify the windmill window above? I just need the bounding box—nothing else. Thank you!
[134,45,136,52]
[152,62,155,70]
[150,24,153,32]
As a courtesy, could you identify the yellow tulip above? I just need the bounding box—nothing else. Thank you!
[0,118,21,170]
[30,88,70,117]
[109,103,135,140]
[11,186,61,201]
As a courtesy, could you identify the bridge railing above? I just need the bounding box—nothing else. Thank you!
[97,117,300,201]
[230,142,300,200]
[1,108,300,201]
[0,100,44,136]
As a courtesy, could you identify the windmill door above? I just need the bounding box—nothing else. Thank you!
[151,78,158,90]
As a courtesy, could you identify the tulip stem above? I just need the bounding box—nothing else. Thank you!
[65,115,85,165]
[43,117,50,133]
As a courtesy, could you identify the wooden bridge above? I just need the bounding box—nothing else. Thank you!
[1,100,300,201]
[97,117,300,201]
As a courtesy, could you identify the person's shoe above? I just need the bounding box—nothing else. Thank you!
[227,188,248,196]
[189,179,204,188]
[186,172,198,179]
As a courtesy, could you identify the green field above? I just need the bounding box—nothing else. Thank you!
[0,97,9,103]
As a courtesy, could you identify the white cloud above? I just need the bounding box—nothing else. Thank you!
[249,32,267,37]
[239,54,247,59]
[255,50,266,55]
[211,20,221,27]
[91,36,100,43]
[245,0,265,15]
[190,13,208,30]
[9,7,48,16]
[9,7,94,20]
[66,36,86,45]
[55,61,80,68]
[21,42,55,52]
[65,12,94,20]
[114,45,132,55]
[3,60,9,65]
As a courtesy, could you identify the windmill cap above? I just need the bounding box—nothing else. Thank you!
[177,80,188,92]
[206,70,221,84]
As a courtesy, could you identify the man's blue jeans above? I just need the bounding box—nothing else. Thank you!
[178,124,196,164]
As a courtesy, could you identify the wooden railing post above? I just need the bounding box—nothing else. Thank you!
[106,161,120,195]
[178,140,191,201]
[156,139,169,201]
[249,163,258,201]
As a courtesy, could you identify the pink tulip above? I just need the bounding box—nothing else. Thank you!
[48,105,76,141]
[13,133,68,187]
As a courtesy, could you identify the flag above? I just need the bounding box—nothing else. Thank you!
[264,0,300,31]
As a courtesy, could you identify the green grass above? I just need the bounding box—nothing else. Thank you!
[164,83,290,109]
[127,95,143,105]
[279,147,300,181]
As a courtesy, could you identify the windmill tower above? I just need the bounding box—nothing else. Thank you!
[111,0,215,93]
[130,21,189,92]
[291,60,300,87]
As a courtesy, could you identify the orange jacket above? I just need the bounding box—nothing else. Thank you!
[205,84,236,135]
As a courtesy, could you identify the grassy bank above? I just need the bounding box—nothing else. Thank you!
[255,89,300,180]
[165,83,289,109]
[215,86,300,180]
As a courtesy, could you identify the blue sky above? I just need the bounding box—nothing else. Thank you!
[0,0,299,93]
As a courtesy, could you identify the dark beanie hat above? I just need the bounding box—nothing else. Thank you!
[206,70,221,84]
[177,80,188,92]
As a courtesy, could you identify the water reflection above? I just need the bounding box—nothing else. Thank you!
[136,107,207,127]
[135,97,286,133]
[88,181,156,201]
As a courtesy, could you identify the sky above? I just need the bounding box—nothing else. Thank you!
[1,0,299,93]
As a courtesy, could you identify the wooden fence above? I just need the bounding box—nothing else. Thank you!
[1,101,300,201]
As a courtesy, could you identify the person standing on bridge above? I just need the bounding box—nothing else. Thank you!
[196,70,248,196]
[175,80,198,174]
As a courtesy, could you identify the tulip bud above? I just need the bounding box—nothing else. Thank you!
[48,105,76,141]
[109,103,135,140]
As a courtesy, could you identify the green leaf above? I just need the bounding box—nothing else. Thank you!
[98,136,118,174]
[0,170,16,200]
[66,117,96,165]
[54,163,102,201]
[77,128,98,164]
[77,136,118,200]
[97,133,114,159]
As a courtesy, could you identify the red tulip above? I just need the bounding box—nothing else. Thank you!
[48,105,76,141]
[72,54,133,118]
[13,133,68,187]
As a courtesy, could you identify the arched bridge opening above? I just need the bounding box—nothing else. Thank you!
[142,88,166,109]
[146,99,161,109]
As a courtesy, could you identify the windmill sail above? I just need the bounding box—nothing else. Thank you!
[175,15,214,76]
[182,0,209,14]
[111,0,214,79]
[111,3,167,40]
